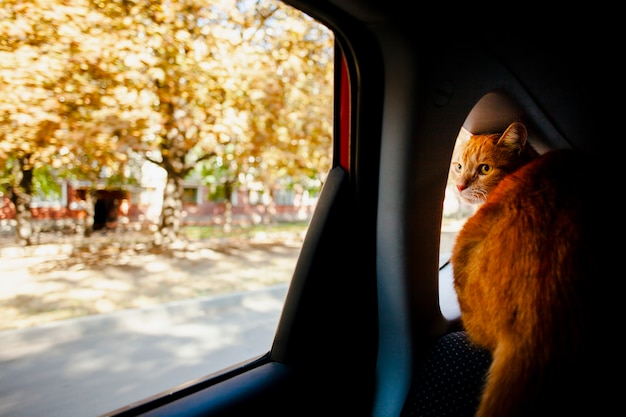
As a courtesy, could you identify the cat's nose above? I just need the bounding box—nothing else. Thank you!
[457,184,466,192]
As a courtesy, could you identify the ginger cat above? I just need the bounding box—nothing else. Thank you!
[451,121,538,206]
[451,123,606,416]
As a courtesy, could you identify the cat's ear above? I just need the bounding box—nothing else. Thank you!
[498,121,528,151]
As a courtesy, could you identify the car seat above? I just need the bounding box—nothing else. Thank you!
[400,331,491,417]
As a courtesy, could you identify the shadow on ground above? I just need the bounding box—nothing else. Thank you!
[0,230,303,331]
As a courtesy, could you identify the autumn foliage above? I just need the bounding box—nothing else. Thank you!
[0,0,333,245]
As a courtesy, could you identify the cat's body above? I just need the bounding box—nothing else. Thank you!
[451,123,606,416]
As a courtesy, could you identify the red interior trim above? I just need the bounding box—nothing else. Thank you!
[339,53,350,171]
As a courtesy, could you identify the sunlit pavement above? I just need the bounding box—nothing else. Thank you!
[0,284,288,417]
[0,232,463,417]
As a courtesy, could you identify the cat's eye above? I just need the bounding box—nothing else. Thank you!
[479,164,491,175]
[453,162,462,172]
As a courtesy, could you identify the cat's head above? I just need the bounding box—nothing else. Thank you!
[450,121,538,205]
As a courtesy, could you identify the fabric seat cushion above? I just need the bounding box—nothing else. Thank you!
[400,331,492,417]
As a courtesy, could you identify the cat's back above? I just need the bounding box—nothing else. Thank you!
[492,148,587,206]
[461,148,600,246]
[483,148,606,258]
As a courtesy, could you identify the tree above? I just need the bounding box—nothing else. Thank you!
[0,0,149,242]
[92,0,333,246]
[194,0,334,228]
[0,0,333,247]
[137,1,229,245]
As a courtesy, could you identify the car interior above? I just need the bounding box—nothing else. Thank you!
[104,1,619,416]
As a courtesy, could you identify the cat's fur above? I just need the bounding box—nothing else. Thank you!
[451,121,538,205]
[451,124,607,416]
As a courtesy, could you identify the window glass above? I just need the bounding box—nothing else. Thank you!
[0,0,333,415]
[439,127,475,319]
[183,187,199,205]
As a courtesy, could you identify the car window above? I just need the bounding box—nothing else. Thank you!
[439,127,475,319]
[0,1,333,416]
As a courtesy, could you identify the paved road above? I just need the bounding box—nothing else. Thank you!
[0,285,288,417]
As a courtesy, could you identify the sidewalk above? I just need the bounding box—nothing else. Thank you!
[0,230,302,331]
[0,284,289,417]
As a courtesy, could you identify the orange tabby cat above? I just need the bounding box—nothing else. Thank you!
[451,121,538,206]
[451,132,606,416]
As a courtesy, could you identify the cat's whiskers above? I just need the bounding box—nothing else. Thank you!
[460,187,488,205]
[471,188,487,200]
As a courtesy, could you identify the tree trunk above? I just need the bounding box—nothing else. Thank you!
[222,180,233,233]
[83,190,96,237]
[155,173,183,247]
[10,155,34,246]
